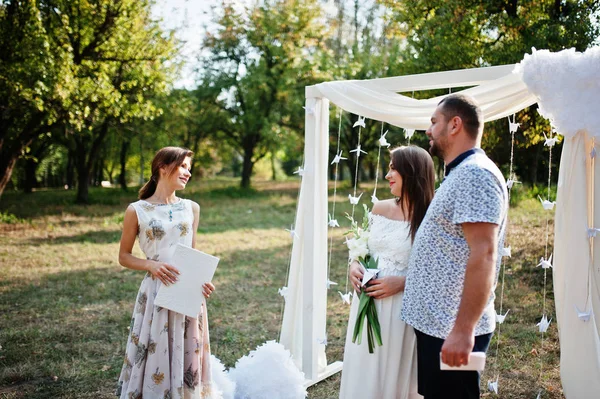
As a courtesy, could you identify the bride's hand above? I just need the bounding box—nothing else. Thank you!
[349,261,364,293]
[147,261,180,286]
[365,276,406,299]
[203,282,215,298]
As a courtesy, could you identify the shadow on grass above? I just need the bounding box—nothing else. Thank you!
[0,242,301,397]
[23,229,122,245]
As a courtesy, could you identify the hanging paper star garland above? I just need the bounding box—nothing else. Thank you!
[353,116,366,129]
[348,193,363,205]
[293,166,305,176]
[574,305,591,322]
[338,291,352,305]
[326,279,338,289]
[543,132,559,147]
[331,150,347,165]
[537,315,551,333]
[378,130,391,148]
[285,225,299,240]
[496,309,510,324]
[350,144,367,158]
[538,196,556,210]
[537,254,553,269]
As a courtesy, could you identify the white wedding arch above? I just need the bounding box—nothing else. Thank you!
[279,47,600,398]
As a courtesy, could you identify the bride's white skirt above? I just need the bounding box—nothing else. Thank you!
[339,283,422,399]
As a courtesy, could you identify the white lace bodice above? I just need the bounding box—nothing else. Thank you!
[367,213,413,277]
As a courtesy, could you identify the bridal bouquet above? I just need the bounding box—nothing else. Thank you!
[345,205,382,353]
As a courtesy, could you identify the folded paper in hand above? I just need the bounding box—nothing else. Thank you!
[154,244,219,318]
[440,352,486,371]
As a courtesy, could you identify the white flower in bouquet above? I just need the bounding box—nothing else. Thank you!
[346,235,369,261]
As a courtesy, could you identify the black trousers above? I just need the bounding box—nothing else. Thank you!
[414,329,493,399]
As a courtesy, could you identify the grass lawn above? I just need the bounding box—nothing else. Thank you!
[0,178,560,398]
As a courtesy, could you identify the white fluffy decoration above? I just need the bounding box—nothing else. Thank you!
[515,47,600,138]
[228,341,307,399]
[211,355,236,399]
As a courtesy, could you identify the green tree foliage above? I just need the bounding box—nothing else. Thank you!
[380,0,600,183]
[200,0,329,188]
[0,0,178,202]
[0,0,68,198]
[324,1,410,186]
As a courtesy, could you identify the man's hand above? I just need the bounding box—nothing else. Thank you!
[441,328,474,367]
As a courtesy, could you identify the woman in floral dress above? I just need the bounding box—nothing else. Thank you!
[116,146,216,399]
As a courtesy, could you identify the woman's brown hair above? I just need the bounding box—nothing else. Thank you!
[138,146,194,200]
[390,145,435,242]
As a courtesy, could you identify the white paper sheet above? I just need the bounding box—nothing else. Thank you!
[154,243,219,318]
[440,352,486,371]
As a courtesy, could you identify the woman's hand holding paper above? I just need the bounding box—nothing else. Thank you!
[203,282,215,298]
[148,260,180,286]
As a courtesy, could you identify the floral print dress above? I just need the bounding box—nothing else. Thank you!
[117,199,214,399]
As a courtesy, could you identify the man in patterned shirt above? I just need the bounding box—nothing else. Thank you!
[401,94,508,398]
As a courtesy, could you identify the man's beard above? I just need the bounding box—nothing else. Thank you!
[429,140,444,159]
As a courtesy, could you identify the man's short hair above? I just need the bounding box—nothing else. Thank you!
[438,94,483,140]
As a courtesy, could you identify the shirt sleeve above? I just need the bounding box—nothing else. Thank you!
[451,165,505,225]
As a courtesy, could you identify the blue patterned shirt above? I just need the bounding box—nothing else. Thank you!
[401,150,508,339]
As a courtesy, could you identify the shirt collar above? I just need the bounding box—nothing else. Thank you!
[445,148,485,177]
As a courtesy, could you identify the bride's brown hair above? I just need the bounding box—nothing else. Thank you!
[138,146,194,200]
[390,145,435,242]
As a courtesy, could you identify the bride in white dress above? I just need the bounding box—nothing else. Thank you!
[339,146,435,399]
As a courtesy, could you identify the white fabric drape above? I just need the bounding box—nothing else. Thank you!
[518,47,600,398]
[279,97,329,380]
[314,66,537,129]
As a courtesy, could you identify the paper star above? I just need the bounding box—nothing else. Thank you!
[348,193,363,205]
[331,150,347,165]
[353,116,366,129]
[538,196,556,210]
[326,279,338,289]
[378,130,391,148]
[543,132,559,147]
[509,120,520,133]
[591,147,597,159]
[278,286,289,299]
[328,214,339,228]
[338,291,352,305]
[496,309,510,324]
[405,128,415,139]
[350,144,367,158]
[302,105,315,115]
[537,254,553,269]
[575,305,591,322]
[316,337,328,346]
[371,194,379,203]
[488,379,498,394]
[285,225,299,240]
[537,315,551,333]
[587,227,600,238]
[501,246,511,258]
[506,179,521,189]
[293,166,305,177]
[361,268,379,287]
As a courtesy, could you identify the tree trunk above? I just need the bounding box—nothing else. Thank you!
[270,151,277,181]
[75,138,90,204]
[119,138,130,190]
[241,145,255,189]
[23,158,38,193]
[0,155,18,199]
[66,148,75,189]
[75,122,110,204]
